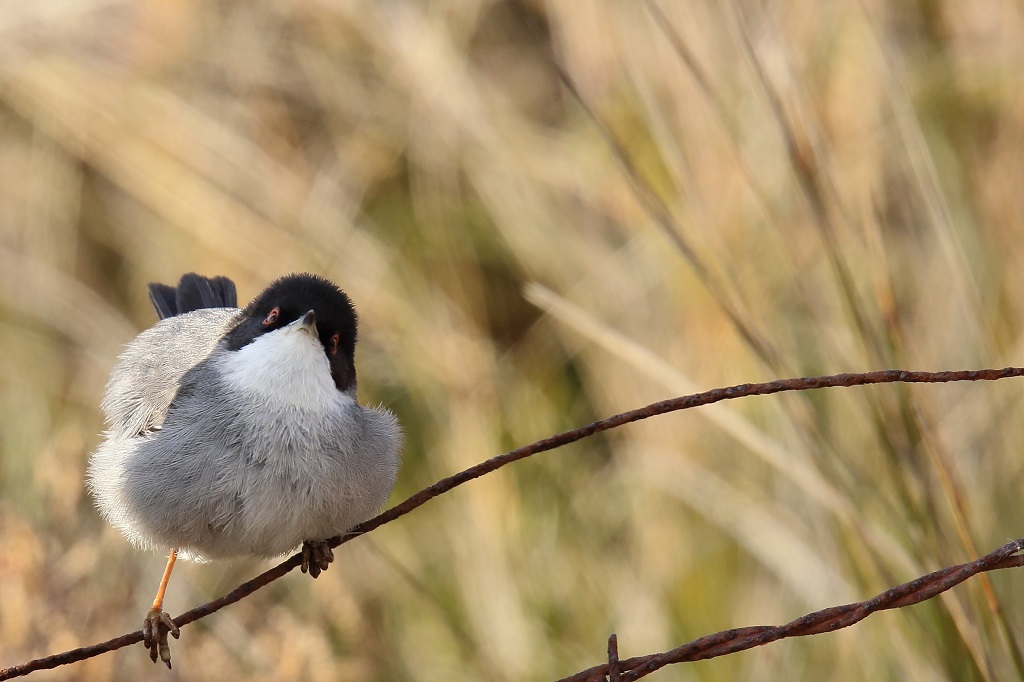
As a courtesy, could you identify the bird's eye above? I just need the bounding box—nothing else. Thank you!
[328,333,339,356]
[262,307,280,326]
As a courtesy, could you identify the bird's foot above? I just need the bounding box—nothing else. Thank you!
[143,608,180,668]
[301,539,334,579]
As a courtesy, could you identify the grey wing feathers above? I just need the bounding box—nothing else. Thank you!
[149,273,238,320]
[102,308,238,436]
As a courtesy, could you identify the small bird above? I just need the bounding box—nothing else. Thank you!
[87,273,401,667]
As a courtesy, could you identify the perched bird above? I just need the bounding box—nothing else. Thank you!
[87,273,401,667]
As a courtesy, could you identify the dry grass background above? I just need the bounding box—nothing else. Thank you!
[1,0,1023,680]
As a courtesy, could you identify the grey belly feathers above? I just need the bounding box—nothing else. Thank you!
[87,308,401,561]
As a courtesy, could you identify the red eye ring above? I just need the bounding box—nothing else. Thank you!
[262,307,280,326]
[328,333,340,356]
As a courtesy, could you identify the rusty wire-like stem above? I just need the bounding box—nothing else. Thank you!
[2,367,1024,680]
[557,539,1024,681]
[607,634,621,682]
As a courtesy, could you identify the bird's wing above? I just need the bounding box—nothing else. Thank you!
[102,308,238,437]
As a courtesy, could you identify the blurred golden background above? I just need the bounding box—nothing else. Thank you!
[2,1,1024,680]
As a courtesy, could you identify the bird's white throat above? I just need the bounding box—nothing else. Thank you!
[215,326,349,408]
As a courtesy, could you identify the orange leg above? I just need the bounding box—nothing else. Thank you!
[151,548,178,611]
[143,548,181,668]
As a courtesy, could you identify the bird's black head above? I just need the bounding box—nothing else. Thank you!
[224,274,359,392]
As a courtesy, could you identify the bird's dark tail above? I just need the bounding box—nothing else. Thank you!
[148,273,238,320]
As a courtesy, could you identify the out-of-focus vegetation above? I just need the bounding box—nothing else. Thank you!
[1,1,1023,680]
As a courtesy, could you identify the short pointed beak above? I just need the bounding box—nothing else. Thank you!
[290,310,317,335]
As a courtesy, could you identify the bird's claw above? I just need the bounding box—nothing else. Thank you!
[301,540,334,579]
[143,608,180,668]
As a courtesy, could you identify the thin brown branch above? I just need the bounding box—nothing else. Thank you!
[558,538,1024,681]
[2,366,1023,680]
